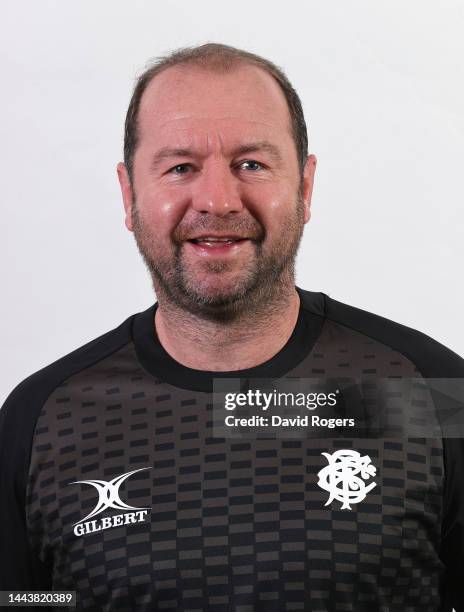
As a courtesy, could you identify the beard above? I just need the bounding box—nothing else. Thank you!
[131,186,306,322]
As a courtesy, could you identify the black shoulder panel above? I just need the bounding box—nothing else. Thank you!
[295,287,326,317]
[322,292,464,610]
[0,313,136,590]
[322,293,464,378]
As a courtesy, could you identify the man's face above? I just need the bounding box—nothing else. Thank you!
[118,63,316,319]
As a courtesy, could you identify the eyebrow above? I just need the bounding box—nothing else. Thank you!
[150,140,283,171]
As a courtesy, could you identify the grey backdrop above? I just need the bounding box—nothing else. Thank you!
[1,0,463,405]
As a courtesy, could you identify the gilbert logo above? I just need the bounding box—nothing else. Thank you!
[68,467,151,537]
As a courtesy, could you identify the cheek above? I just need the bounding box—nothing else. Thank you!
[136,187,187,235]
[242,183,295,231]
[259,203,286,238]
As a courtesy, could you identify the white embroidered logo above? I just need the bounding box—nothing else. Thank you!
[68,467,151,525]
[317,450,377,510]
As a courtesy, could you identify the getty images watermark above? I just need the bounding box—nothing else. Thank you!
[212,377,464,439]
[223,387,352,429]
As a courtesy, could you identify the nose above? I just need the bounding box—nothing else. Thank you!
[190,160,243,216]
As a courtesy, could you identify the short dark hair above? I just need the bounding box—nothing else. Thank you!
[123,43,309,184]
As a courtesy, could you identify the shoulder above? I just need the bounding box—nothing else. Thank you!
[297,287,464,377]
[0,311,137,590]
[0,312,136,435]
[0,310,140,543]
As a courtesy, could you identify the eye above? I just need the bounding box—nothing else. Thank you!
[238,160,263,171]
[169,163,192,175]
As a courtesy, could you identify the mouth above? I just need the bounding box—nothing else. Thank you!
[185,235,251,255]
[189,235,248,246]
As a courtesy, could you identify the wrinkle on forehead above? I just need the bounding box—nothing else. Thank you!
[144,115,279,132]
[209,130,222,153]
[143,118,284,153]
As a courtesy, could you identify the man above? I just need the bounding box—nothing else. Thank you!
[1,43,463,611]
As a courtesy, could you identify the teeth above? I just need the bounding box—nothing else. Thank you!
[195,237,238,242]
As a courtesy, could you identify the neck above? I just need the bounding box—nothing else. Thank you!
[153,284,301,372]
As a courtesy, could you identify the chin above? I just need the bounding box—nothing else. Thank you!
[180,277,260,320]
[200,270,258,294]
[188,285,248,307]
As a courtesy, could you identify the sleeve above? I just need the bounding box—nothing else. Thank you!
[0,316,133,598]
[402,331,464,611]
[0,382,53,591]
[441,437,464,611]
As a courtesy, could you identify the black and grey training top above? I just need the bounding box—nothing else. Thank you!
[1,287,464,611]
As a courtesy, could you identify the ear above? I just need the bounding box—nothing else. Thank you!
[117,162,134,232]
[302,154,317,224]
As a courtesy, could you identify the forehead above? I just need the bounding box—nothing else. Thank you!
[136,63,294,149]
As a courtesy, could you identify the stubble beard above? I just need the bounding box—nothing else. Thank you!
[131,188,306,323]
